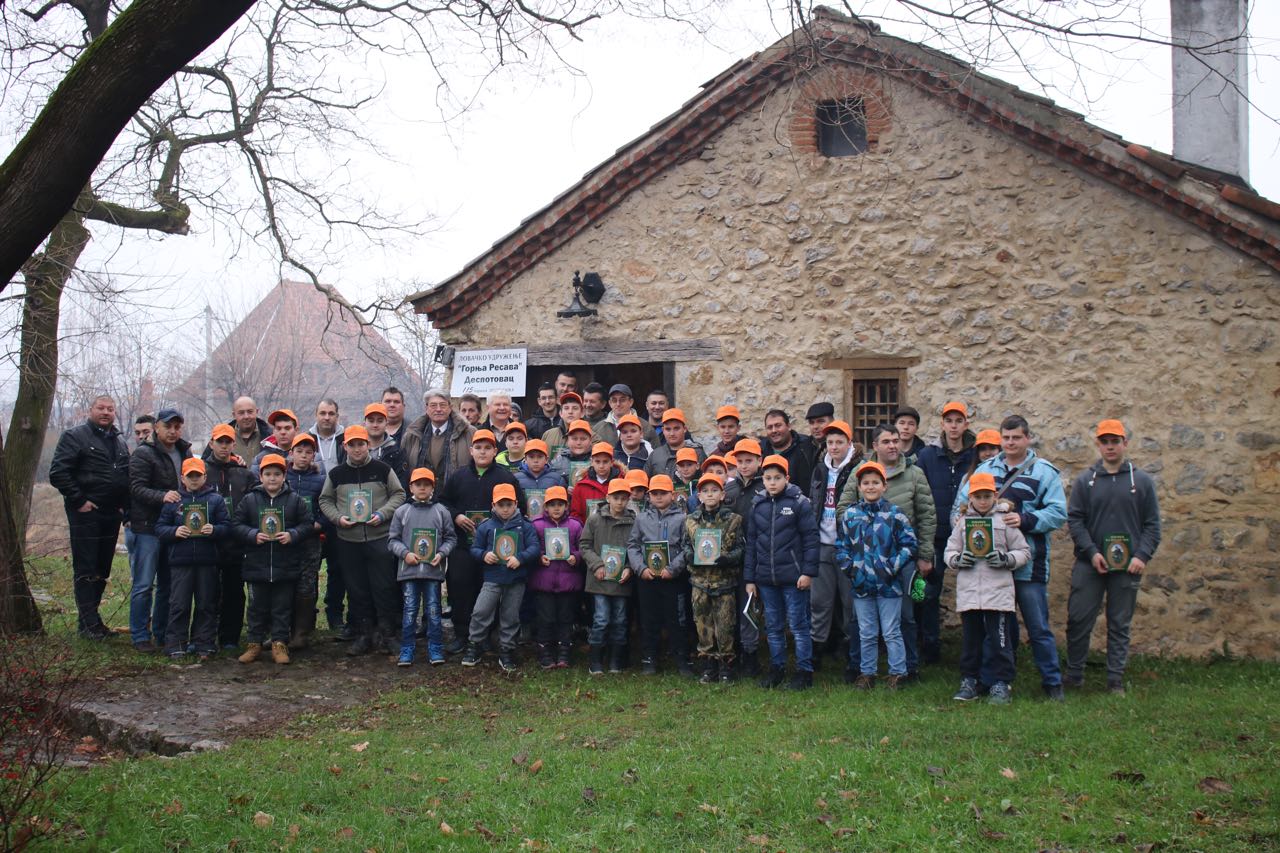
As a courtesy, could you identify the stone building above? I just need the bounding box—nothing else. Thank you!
[411,10,1280,658]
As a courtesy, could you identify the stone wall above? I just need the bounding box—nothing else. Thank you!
[442,72,1280,659]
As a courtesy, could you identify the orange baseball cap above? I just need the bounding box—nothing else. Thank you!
[211,424,236,441]
[343,425,369,443]
[856,461,887,481]
[715,405,741,422]
[941,401,969,418]
[181,457,206,476]
[491,483,516,503]
[675,447,699,464]
[567,419,592,435]
[525,439,549,456]
[723,452,738,467]
[648,474,675,492]
[823,420,853,441]
[762,454,789,475]
[471,429,497,445]
[591,441,615,458]
[259,453,287,471]
[617,413,643,430]
[364,403,388,419]
[1095,419,1126,438]
[661,408,686,425]
[291,433,317,448]
[607,479,632,496]
[733,438,763,457]
[697,472,724,490]
[701,454,726,471]
[975,429,1001,447]
[505,421,528,436]
[559,392,583,406]
[969,472,997,493]
[267,408,298,425]
[545,485,569,503]
[409,467,435,484]
[625,469,649,488]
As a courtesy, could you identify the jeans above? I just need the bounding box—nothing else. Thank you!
[985,580,1061,687]
[919,547,948,662]
[165,563,218,654]
[469,581,525,649]
[853,595,906,676]
[128,532,170,645]
[758,583,813,672]
[810,544,853,647]
[590,594,628,647]
[67,507,120,632]
[1065,563,1141,681]
[899,570,918,673]
[401,579,443,659]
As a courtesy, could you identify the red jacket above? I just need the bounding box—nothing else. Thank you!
[570,466,622,524]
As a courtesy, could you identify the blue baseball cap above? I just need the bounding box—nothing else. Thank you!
[156,408,184,423]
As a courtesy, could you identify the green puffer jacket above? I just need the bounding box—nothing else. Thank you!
[681,505,744,592]
[836,457,937,560]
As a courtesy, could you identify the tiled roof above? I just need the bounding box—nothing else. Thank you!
[412,7,1280,329]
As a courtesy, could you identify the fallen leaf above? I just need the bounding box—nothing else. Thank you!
[520,839,547,850]
[1000,767,1018,780]
[979,828,1007,840]
[518,727,534,734]
[528,759,544,775]
[252,811,274,828]
[832,828,856,838]
[838,790,858,801]
[621,768,639,785]
[815,797,828,810]
[327,765,343,776]
[1111,833,1128,844]
[1134,843,1160,853]
[746,833,771,845]
[351,741,370,753]
[512,751,528,766]
[336,827,355,839]
[1110,770,1146,784]
[926,766,945,778]
[474,821,497,841]
[163,799,183,815]
[1197,777,1233,795]
[287,825,300,839]
[1000,798,1017,814]
[1236,733,1255,743]
[698,803,720,815]
[789,752,805,761]
[879,736,890,746]
[434,776,449,784]
[439,821,455,835]
[229,794,251,807]
[970,803,983,821]
[816,813,833,825]
[1192,809,1214,825]
[581,787,597,804]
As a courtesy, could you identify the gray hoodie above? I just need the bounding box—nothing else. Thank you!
[626,504,689,577]
[388,499,458,581]
[1067,460,1161,565]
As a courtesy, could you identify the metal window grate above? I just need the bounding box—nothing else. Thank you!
[853,378,899,450]
[817,98,868,157]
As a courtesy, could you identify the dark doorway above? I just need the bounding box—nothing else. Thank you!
[517,362,670,420]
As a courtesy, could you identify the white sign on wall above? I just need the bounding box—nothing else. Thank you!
[449,347,528,397]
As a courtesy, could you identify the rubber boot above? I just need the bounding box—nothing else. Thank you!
[290,593,317,651]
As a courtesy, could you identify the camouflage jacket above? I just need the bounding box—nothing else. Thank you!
[681,505,745,592]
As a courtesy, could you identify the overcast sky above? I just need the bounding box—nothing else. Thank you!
[2,0,1277,398]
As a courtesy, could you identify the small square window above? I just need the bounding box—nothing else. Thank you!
[852,376,899,450]
[817,98,867,157]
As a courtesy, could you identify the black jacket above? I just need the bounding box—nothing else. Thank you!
[761,430,817,491]
[234,482,313,583]
[439,462,527,517]
[128,437,193,533]
[155,485,233,567]
[49,420,131,513]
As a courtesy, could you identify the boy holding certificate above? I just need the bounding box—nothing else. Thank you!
[387,468,457,666]
[580,479,637,674]
[626,474,690,676]
[945,472,1029,704]
[681,473,744,683]
[514,439,566,520]
[1065,420,1162,695]
[463,483,540,671]
[529,486,584,669]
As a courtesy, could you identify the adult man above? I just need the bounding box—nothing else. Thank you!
[203,424,253,648]
[401,389,476,486]
[308,399,345,469]
[229,397,270,464]
[837,424,936,681]
[954,415,1068,700]
[581,382,612,439]
[915,401,976,664]
[894,407,926,458]
[364,402,407,484]
[709,405,742,456]
[540,393,585,449]
[133,415,155,445]
[381,387,408,446]
[49,394,131,640]
[253,409,308,472]
[1065,420,1161,695]
[125,414,156,602]
[645,389,670,446]
[807,420,860,671]
[482,392,516,445]
[523,382,560,439]
[554,370,578,398]
[644,409,705,477]
[437,429,526,653]
[603,383,656,446]
[458,394,483,427]
[762,409,816,490]
[805,402,835,444]
[128,408,192,652]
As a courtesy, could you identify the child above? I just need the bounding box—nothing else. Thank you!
[514,438,567,521]
[464,483,540,671]
[673,447,701,512]
[614,414,650,471]
[743,455,820,690]
[529,486,584,668]
[580,479,636,674]
[571,441,622,524]
[387,468,458,666]
[551,419,595,491]
[947,472,1029,704]
[681,473,744,683]
[701,455,729,482]
[155,458,232,659]
[234,454,313,665]
[625,469,649,511]
[951,429,1003,526]
[496,422,528,472]
[837,461,918,690]
[285,433,326,650]
[626,474,691,676]
[725,438,767,678]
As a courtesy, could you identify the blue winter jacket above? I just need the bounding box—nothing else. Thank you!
[514,462,567,494]
[470,512,541,585]
[952,449,1067,583]
[155,485,232,567]
[915,434,975,544]
[836,498,917,599]
[743,483,820,586]
[286,464,330,533]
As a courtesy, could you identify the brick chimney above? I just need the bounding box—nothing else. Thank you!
[1171,0,1249,183]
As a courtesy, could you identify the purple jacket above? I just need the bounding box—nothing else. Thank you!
[529,515,585,594]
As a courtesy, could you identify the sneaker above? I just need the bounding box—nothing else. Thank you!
[196,649,215,662]
[167,650,187,660]
[1107,679,1126,696]
[537,644,555,670]
[607,646,624,674]
[676,658,695,678]
[444,637,466,655]
[461,644,482,667]
[853,674,875,691]
[718,662,736,683]
[588,646,605,676]
[953,677,980,702]
[556,644,572,669]
[1043,684,1065,703]
[884,674,902,691]
[79,624,111,641]
[739,652,760,678]
[699,661,719,684]
[429,653,446,666]
[758,666,785,689]
[398,648,414,667]
[901,670,920,685]
[1064,673,1085,689]
[989,682,1013,705]
[498,650,518,672]
[787,670,813,691]
[640,657,658,675]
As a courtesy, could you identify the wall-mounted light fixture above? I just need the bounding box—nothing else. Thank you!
[556,271,606,319]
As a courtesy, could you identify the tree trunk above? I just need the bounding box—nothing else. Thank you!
[0,0,256,290]
[0,427,43,636]
[6,207,91,534]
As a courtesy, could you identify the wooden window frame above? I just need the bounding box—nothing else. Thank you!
[821,357,917,453]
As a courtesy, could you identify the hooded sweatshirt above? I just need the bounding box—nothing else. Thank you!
[388,499,458,581]
[1067,460,1161,566]
[627,503,689,578]
[836,455,937,560]
[810,445,859,546]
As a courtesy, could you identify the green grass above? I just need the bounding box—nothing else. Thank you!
[46,654,1280,851]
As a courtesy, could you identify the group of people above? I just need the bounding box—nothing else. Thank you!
[49,370,1161,702]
